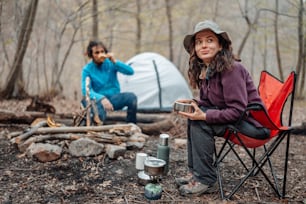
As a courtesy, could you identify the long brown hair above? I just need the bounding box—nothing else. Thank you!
[187,33,239,89]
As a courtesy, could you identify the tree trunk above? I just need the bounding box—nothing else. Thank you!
[299,1,305,97]
[165,0,173,61]
[296,0,304,98]
[0,0,39,99]
[274,0,284,81]
[237,0,260,58]
[0,1,10,68]
[92,0,98,40]
[135,0,141,54]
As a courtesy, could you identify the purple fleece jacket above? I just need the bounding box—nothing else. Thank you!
[196,61,263,127]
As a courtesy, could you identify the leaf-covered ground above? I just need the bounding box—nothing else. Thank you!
[0,99,305,204]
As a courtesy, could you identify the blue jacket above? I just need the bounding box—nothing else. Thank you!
[81,58,134,101]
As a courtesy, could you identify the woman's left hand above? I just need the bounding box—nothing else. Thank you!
[107,53,116,63]
[177,101,206,121]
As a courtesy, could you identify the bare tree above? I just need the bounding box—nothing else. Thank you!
[0,0,39,99]
[50,1,90,95]
[295,0,305,98]
[236,0,260,58]
[0,0,10,69]
[42,1,52,94]
[165,0,173,61]
[135,0,141,54]
[262,13,268,71]
[274,0,284,81]
[92,0,98,39]
[212,0,220,21]
[0,0,304,100]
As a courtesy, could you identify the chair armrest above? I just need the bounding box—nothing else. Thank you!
[235,103,266,126]
[246,102,265,111]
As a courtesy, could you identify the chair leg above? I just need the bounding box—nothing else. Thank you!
[224,134,285,199]
[215,144,225,199]
[264,145,281,194]
[254,132,290,198]
[215,136,249,172]
[216,131,291,199]
[282,131,291,198]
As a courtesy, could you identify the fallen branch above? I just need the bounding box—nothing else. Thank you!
[86,132,128,144]
[292,122,306,135]
[0,109,171,125]
[18,134,81,152]
[29,123,139,135]
[11,120,48,144]
[138,118,174,135]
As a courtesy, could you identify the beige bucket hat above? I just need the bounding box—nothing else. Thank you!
[183,20,231,53]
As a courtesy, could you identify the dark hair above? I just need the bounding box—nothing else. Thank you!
[187,33,239,89]
[86,40,108,58]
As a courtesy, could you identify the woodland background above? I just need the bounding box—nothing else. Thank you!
[0,0,306,100]
[0,1,306,203]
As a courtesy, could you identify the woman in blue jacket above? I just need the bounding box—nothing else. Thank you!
[81,40,137,124]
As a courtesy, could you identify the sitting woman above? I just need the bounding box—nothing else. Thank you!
[175,20,269,196]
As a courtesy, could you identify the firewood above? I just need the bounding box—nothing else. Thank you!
[0,109,171,124]
[25,123,139,135]
[292,122,306,135]
[0,109,47,124]
[7,131,23,139]
[10,120,48,144]
[85,77,91,127]
[85,132,128,144]
[18,134,81,152]
[138,118,174,135]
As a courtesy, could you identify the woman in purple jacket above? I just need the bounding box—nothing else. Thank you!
[175,20,269,196]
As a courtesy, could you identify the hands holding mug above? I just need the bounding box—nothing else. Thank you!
[174,99,207,121]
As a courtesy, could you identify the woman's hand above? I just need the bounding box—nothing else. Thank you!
[106,53,116,63]
[176,100,206,121]
[101,98,114,111]
[99,53,108,62]
[175,99,194,104]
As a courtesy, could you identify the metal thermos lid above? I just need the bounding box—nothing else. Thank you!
[159,134,169,146]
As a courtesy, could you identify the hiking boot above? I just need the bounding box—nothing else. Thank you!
[179,180,218,196]
[175,172,193,187]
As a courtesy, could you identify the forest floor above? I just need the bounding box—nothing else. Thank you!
[0,98,305,204]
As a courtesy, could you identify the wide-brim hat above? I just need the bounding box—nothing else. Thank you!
[183,20,232,53]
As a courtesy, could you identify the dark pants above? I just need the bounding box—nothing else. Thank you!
[187,112,270,185]
[82,92,137,124]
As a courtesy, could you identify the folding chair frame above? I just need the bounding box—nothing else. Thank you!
[214,71,296,200]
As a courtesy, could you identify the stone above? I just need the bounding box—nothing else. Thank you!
[26,143,62,162]
[105,144,126,159]
[69,137,104,157]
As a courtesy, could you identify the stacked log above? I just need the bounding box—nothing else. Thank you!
[3,110,175,163]
[8,121,150,162]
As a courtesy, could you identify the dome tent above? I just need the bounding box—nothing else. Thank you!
[118,52,193,112]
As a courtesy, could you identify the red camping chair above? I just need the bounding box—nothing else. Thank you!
[215,71,296,200]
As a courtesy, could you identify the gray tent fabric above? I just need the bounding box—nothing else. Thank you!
[118,52,193,112]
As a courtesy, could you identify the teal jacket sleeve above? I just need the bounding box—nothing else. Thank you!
[115,60,134,75]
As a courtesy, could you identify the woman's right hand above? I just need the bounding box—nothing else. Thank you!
[175,99,206,121]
